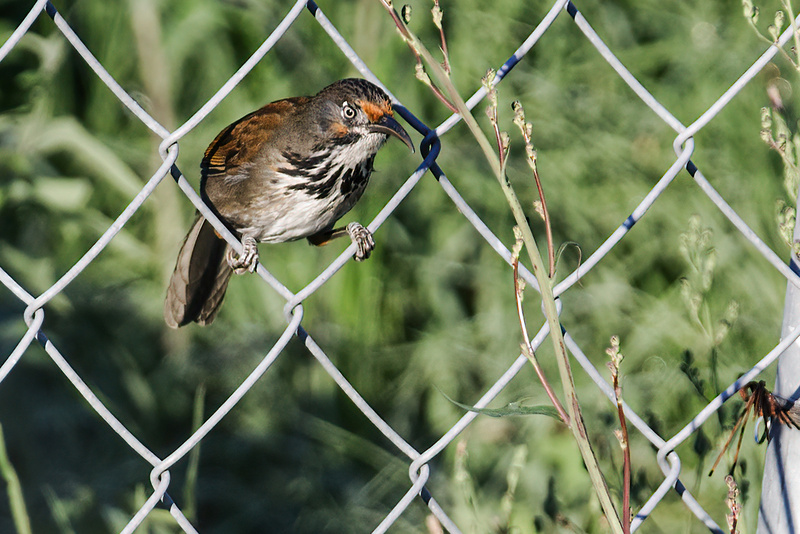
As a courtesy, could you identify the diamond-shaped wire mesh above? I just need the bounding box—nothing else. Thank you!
[2,1,799,532]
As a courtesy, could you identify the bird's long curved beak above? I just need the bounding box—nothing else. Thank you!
[370,114,415,153]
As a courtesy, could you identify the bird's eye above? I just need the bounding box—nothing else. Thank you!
[342,102,357,120]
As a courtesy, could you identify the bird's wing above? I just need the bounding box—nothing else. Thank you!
[201,96,310,180]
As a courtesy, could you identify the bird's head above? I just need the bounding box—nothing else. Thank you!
[314,78,414,155]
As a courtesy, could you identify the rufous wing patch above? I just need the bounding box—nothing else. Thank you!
[202,97,310,178]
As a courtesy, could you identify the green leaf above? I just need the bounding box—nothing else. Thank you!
[0,423,32,534]
[438,388,562,420]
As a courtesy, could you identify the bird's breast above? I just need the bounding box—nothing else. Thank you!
[224,160,374,243]
[204,134,385,243]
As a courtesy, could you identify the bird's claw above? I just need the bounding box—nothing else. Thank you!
[346,222,374,261]
[227,235,259,274]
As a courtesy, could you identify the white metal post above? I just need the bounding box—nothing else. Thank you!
[757,203,800,533]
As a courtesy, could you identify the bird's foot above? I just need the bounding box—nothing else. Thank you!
[227,235,259,274]
[346,222,374,261]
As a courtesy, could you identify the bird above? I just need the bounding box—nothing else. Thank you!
[164,78,414,328]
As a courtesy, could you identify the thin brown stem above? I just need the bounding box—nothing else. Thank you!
[513,102,555,278]
[513,250,570,425]
[532,165,555,278]
[378,3,623,530]
[767,137,800,176]
[613,373,631,534]
[492,119,503,167]
[747,16,800,69]
[382,0,458,113]
[431,0,451,75]
[489,108,506,170]
[423,70,459,113]
[607,338,630,534]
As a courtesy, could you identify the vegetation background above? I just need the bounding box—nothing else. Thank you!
[0,0,796,532]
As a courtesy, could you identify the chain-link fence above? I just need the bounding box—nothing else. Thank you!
[2,1,800,532]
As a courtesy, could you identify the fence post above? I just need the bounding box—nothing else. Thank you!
[757,202,800,532]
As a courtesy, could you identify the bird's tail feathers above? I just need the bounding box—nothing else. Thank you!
[164,216,232,328]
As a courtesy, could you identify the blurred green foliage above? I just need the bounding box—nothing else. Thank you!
[0,0,797,532]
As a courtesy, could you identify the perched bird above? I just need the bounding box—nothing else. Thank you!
[164,78,413,328]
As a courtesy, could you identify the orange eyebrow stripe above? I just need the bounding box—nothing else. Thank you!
[358,100,393,123]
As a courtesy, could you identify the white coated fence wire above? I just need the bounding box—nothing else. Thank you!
[2,1,799,532]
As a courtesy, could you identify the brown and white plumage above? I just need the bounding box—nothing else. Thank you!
[164,79,413,328]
